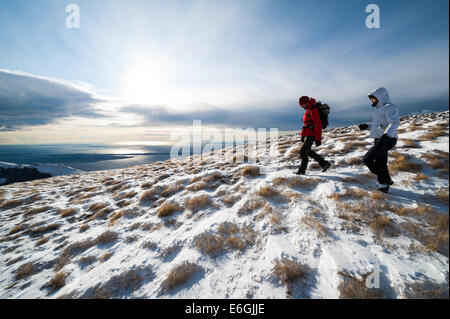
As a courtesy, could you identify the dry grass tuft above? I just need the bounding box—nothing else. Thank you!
[184,195,212,213]
[434,188,449,204]
[413,173,429,182]
[160,261,202,293]
[328,188,368,201]
[139,188,159,204]
[272,257,309,296]
[15,262,37,280]
[399,138,421,149]
[60,208,77,218]
[96,231,119,245]
[257,185,281,199]
[45,271,68,292]
[301,216,328,237]
[88,202,108,213]
[390,153,423,173]
[98,252,113,262]
[22,205,52,217]
[338,271,381,299]
[240,166,260,178]
[35,236,50,247]
[29,223,60,236]
[194,233,224,257]
[403,280,449,299]
[157,202,182,218]
[237,196,265,216]
[7,224,25,236]
[221,195,239,207]
[273,176,323,189]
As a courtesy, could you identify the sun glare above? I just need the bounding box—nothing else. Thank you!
[122,58,170,105]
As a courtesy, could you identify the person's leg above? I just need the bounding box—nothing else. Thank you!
[309,149,327,167]
[298,136,314,174]
[362,142,380,176]
[374,138,397,185]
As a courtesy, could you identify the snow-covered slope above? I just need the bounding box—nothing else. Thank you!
[0,162,80,186]
[0,111,448,299]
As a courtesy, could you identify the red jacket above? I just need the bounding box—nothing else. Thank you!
[300,98,322,141]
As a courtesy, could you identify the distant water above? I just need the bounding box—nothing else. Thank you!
[0,131,307,172]
[0,144,172,171]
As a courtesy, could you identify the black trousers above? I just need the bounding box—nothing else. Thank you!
[362,135,397,185]
[299,136,326,173]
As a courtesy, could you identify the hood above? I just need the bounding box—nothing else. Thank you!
[307,97,316,109]
[368,87,391,106]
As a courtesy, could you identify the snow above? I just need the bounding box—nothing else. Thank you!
[0,111,448,299]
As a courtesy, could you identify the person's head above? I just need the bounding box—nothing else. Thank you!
[368,87,390,107]
[368,95,379,107]
[299,96,310,109]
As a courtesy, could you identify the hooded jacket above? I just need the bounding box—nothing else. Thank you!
[300,98,322,141]
[367,87,400,139]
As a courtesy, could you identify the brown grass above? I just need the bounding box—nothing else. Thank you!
[338,271,381,299]
[420,127,448,141]
[139,188,159,204]
[240,166,260,178]
[15,262,37,280]
[88,202,108,213]
[79,223,89,232]
[22,205,52,217]
[161,183,184,198]
[272,257,309,296]
[157,202,182,218]
[328,188,368,201]
[29,223,60,236]
[184,195,212,213]
[389,153,423,173]
[403,280,449,299]
[194,233,224,257]
[399,138,421,149]
[222,195,239,207]
[98,252,113,262]
[272,176,323,189]
[95,231,119,245]
[7,224,25,236]
[237,196,265,216]
[257,185,281,198]
[413,173,429,182]
[45,271,68,292]
[1,199,25,209]
[434,188,449,204]
[35,236,50,247]
[301,216,327,237]
[160,261,202,293]
[60,208,77,218]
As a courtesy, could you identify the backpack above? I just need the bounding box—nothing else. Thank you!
[308,102,330,129]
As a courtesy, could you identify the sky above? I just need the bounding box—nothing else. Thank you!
[0,0,449,145]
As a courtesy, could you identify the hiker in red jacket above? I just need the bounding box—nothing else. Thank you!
[296,96,331,175]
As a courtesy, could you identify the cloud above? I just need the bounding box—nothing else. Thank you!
[0,69,109,131]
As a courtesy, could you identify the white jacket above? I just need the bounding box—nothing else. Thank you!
[368,87,400,139]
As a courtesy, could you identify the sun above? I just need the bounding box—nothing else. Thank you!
[121,58,170,105]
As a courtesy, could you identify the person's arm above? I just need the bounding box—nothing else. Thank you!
[384,106,400,138]
[311,108,322,142]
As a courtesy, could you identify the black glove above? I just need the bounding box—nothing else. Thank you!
[359,123,369,130]
[301,136,305,143]
[315,140,321,147]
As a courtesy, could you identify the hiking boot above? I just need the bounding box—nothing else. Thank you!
[295,169,306,175]
[321,161,331,172]
[377,184,389,194]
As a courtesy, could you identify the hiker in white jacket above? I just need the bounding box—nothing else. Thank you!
[358,87,400,193]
